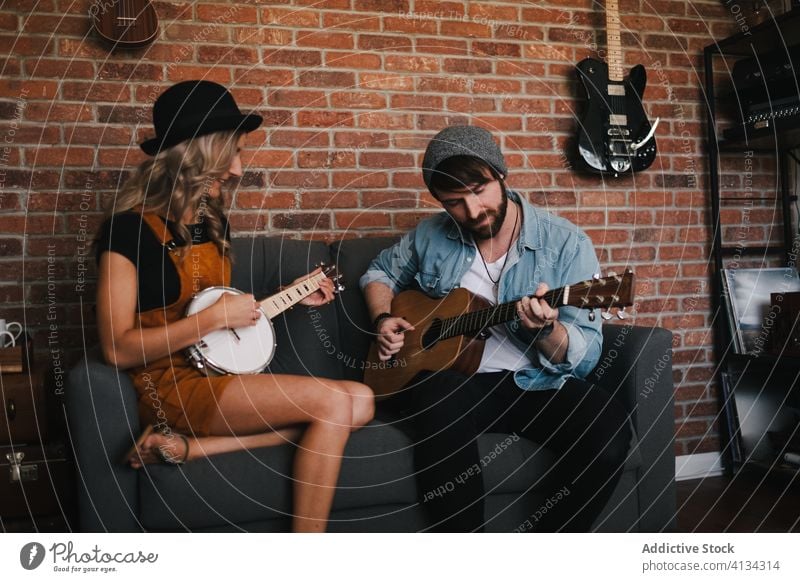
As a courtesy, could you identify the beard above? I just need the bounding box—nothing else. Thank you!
[463,193,509,241]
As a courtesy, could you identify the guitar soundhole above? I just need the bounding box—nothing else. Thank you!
[422,319,443,350]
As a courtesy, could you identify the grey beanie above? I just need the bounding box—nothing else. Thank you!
[422,125,507,192]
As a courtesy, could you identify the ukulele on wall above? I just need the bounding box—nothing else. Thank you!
[575,0,659,176]
[91,0,159,49]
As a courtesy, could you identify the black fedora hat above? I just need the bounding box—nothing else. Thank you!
[140,80,263,156]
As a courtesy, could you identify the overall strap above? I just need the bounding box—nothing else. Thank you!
[133,206,181,255]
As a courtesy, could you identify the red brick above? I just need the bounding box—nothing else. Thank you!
[198,46,259,65]
[322,12,381,31]
[325,51,381,69]
[443,58,492,74]
[61,82,130,102]
[330,91,387,109]
[391,95,443,113]
[382,16,438,34]
[25,58,94,78]
[264,49,321,67]
[297,110,354,128]
[472,42,522,58]
[385,55,440,73]
[356,72,415,93]
[414,37,468,55]
[354,0,409,12]
[233,27,292,45]
[300,191,359,209]
[296,31,353,49]
[335,211,391,230]
[358,34,413,52]
[3,35,55,56]
[237,191,295,210]
[272,212,331,230]
[298,71,355,88]
[152,1,195,20]
[359,152,414,169]
[197,3,258,23]
[26,146,94,167]
[261,8,321,27]
[167,66,231,84]
[332,172,388,188]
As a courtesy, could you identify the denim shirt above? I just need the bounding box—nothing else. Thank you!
[359,189,603,391]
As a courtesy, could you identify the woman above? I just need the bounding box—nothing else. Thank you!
[94,80,374,532]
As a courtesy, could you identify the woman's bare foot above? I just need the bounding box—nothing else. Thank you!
[128,430,191,469]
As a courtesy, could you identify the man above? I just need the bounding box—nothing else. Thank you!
[359,126,632,532]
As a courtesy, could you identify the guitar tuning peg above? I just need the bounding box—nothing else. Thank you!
[617,307,627,320]
[588,309,596,322]
[592,273,601,280]
[601,309,613,321]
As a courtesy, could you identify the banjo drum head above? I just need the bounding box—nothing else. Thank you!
[185,286,276,374]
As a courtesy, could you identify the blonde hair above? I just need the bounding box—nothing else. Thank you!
[98,130,240,265]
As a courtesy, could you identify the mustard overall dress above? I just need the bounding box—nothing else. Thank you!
[127,208,237,436]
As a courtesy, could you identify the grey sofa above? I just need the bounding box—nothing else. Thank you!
[66,236,676,532]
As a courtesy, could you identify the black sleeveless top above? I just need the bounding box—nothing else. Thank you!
[94,211,231,312]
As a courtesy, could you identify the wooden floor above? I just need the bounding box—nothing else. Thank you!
[676,466,800,532]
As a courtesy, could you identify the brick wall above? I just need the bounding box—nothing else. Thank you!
[0,1,771,456]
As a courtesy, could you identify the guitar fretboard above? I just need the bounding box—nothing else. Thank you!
[606,0,624,82]
[435,287,568,341]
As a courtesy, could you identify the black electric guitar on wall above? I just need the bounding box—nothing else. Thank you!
[575,0,659,176]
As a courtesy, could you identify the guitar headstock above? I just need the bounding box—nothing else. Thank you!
[317,262,345,293]
[559,270,635,320]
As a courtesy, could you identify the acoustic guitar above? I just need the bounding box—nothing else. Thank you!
[363,271,635,400]
[91,0,159,49]
[575,0,658,176]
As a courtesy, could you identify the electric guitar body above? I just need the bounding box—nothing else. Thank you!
[576,59,657,175]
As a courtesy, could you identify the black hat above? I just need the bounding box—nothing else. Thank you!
[140,80,263,156]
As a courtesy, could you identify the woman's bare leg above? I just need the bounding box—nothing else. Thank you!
[206,374,371,532]
[128,426,303,469]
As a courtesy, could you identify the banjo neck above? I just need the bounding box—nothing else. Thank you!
[259,271,328,319]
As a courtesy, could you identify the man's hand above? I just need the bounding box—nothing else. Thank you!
[375,316,415,361]
[516,282,558,332]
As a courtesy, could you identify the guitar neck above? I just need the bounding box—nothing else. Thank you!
[605,0,624,82]
[436,287,570,341]
[259,273,325,319]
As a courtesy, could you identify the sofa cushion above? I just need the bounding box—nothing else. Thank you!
[138,420,641,531]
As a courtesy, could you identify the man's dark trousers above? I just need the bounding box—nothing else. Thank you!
[409,369,633,532]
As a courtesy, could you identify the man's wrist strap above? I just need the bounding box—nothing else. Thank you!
[373,312,393,331]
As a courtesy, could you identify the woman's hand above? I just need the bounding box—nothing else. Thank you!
[209,292,262,330]
[295,267,336,307]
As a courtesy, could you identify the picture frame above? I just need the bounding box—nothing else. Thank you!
[722,267,800,354]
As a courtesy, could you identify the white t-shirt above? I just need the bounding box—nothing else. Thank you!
[459,249,532,374]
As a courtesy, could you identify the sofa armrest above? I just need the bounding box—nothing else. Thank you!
[66,347,143,532]
[590,325,676,532]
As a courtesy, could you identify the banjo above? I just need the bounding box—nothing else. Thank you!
[184,264,342,375]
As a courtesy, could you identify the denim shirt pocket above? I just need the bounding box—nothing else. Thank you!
[414,270,443,296]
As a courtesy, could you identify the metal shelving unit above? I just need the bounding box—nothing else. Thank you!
[703,10,800,475]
